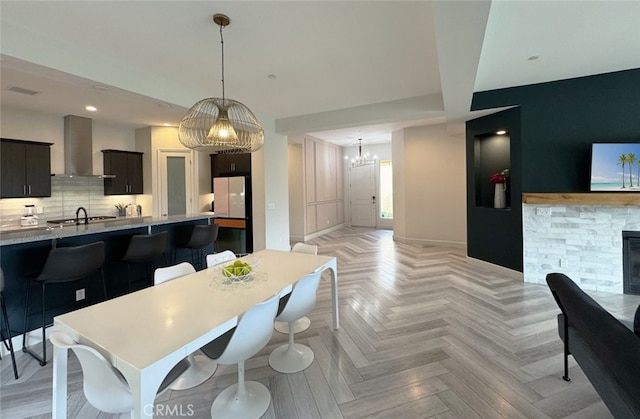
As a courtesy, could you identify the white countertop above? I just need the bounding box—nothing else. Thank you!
[0,213,215,246]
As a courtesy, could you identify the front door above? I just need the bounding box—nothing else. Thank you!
[350,164,376,227]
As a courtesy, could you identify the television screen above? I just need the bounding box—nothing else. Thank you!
[590,143,640,191]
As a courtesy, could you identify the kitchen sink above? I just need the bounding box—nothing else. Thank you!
[47,216,118,225]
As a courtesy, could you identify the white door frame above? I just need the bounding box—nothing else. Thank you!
[156,149,195,216]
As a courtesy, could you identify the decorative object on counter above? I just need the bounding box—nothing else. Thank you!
[490,168,509,209]
[115,203,126,217]
[178,13,263,154]
[20,204,39,227]
[348,138,377,168]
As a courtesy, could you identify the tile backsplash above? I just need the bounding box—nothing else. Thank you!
[0,177,138,228]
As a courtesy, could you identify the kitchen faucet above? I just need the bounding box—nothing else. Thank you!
[75,207,88,225]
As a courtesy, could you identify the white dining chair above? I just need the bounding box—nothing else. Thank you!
[154,262,218,390]
[200,293,280,419]
[206,250,237,268]
[49,331,188,414]
[269,271,322,373]
[274,242,318,334]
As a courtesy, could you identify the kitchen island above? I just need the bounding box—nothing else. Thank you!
[0,213,217,350]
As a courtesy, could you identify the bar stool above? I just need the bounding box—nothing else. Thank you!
[174,224,219,270]
[22,241,106,366]
[1,267,19,379]
[121,231,168,290]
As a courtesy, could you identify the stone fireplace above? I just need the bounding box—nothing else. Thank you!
[623,230,640,295]
[522,193,640,295]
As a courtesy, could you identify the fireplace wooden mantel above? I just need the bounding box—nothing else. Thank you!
[523,193,640,206]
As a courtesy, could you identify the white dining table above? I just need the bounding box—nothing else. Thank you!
[52,249,338,419]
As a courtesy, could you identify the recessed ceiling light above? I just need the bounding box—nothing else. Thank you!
[496,130,507,135]
[267,74,276,79]
[163,123,173,127]
[85,105,97,112]
[527,55,539,61]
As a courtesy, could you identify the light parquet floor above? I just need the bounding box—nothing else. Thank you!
[2,227,639,418]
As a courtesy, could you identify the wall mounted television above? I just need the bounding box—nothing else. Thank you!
[590,143,640,191]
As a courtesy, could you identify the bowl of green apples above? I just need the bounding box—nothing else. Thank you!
[221,259,254,282]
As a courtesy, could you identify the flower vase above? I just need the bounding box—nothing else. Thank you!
[494,183,506,209]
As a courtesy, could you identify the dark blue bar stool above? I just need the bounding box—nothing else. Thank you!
[121,231,168,290]
[1,267,19,379]
[22,241,106,366]
[174,224,219,270]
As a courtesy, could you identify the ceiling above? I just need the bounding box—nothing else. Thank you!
[1,1,639,147]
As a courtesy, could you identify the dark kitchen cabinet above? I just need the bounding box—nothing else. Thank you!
[0,139,52,198]
[211,153,251,178]
[102,150,143,195]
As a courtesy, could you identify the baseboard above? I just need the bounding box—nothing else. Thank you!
[393,234,467,250]
[289,234,305,243]
[0,328,47,358]
[466,256,524,281]
[302,223,345,242]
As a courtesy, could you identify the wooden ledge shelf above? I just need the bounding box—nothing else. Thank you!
[523,193,640,206]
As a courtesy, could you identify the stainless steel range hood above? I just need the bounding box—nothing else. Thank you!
[52,115,114,178]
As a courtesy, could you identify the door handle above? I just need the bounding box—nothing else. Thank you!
[28,185,32,195]
[23,185,27,195]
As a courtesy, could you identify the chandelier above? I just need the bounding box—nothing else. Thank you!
[178,14,264,154]
[349,139,377,168]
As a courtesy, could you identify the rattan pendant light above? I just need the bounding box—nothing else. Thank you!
[178,14,264,153]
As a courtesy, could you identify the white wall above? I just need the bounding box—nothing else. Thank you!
[262,130,290,250]
[392,129,407,237]
[393,123,467,248]
[288,144,304,240]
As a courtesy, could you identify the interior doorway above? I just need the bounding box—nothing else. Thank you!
[158,149,194,216]
[349,164,376,227]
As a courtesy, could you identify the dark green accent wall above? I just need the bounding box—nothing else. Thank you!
[467,68,640,271]
[467,107,522,271]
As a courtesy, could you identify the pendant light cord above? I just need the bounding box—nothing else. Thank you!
[220,23,225,100]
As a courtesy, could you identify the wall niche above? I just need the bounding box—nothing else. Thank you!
[474,132,511,209]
